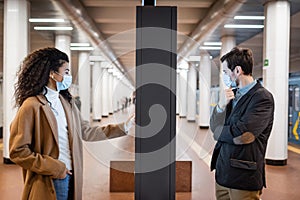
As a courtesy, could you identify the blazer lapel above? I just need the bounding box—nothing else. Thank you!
[228,81,262,118]
[36,95,59,146]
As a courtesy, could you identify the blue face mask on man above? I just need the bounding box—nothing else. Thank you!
[54,72,72,91]
[223,73,237,89]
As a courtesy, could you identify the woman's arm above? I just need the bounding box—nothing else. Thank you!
[9,104,66,179]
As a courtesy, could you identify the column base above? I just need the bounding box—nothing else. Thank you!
[179,116,186,118]
[266,159,287,166]
[110,160,191,192]
[199,126,209,129]
[3,158,14,165]
[109,112,113,115]
[102,115,109,118]
[93,119,101,122]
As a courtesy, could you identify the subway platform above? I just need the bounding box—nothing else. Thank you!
[1,106,299,200]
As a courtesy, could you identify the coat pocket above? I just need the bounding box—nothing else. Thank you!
[230,158,257,170]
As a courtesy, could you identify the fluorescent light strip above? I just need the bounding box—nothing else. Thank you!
[203,42,222,46]
[70,43,90,47]
[29,18,65,23]
[34,26,73,30]
[199,46,221,50]
[224,24,264,29]
[234,16,265,20]
[70,47,94,51]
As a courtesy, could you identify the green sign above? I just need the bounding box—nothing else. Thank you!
[264,59,269,67]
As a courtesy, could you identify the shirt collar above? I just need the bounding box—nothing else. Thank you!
[44,86,59,101]
[237,80,256,96]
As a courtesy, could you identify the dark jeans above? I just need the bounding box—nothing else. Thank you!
[53,174,73,200]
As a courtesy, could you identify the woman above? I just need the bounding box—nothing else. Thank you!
[9,47,133,200]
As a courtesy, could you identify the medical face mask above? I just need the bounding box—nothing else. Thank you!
[55,72,72,91]
[223,73,237,89]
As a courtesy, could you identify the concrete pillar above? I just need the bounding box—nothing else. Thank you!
[219,35,236,104]
[186,65,197,122]
[108,69,114,114]
[3,0,29,163]
[176,72,179,115]
[263,0,290,165]
[3,0,29,162]
[122,79,131,109]
[112,73,118,112]
[92,61,102,121]
[198,52,211,128]
[0,76,2,137]
[179,67,188,118]
[101,62,109,117]
[220,35,236,57]
[55,34,71,63]
[113,73,122,112]
[78,52,90,121]
[119,79,125,110]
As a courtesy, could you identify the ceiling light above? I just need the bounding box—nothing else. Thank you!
[234,16,265,20]
[29,18,65,23]
[70,47,94,51]
[70,43,90,47]
[203,42,222,46]
[34,26,73,30]
[224,24,264,29]
[199,46,221,50]
[93,32,99,37]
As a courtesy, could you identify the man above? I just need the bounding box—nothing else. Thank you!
[210,47,275,200]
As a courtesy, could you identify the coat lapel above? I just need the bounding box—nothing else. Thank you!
[36,95,59,147]
[228,81,262,118]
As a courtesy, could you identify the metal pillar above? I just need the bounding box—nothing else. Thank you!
[136,6,177,200]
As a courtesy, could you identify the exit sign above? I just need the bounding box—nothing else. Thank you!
[264,59,269,67]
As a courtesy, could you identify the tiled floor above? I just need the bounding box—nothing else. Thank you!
[1,106,300,199]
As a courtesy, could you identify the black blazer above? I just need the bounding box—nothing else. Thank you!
[210,81,274,190]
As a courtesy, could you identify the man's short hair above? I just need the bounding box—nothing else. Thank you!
[220,47,254,76]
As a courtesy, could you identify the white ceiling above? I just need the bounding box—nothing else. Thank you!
[2,0,300,86]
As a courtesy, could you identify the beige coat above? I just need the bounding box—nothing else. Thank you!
[9,94,127,200]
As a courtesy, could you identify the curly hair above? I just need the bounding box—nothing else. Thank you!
[14,47,72,107]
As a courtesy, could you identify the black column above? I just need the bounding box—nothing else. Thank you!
[135,6,177,200]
